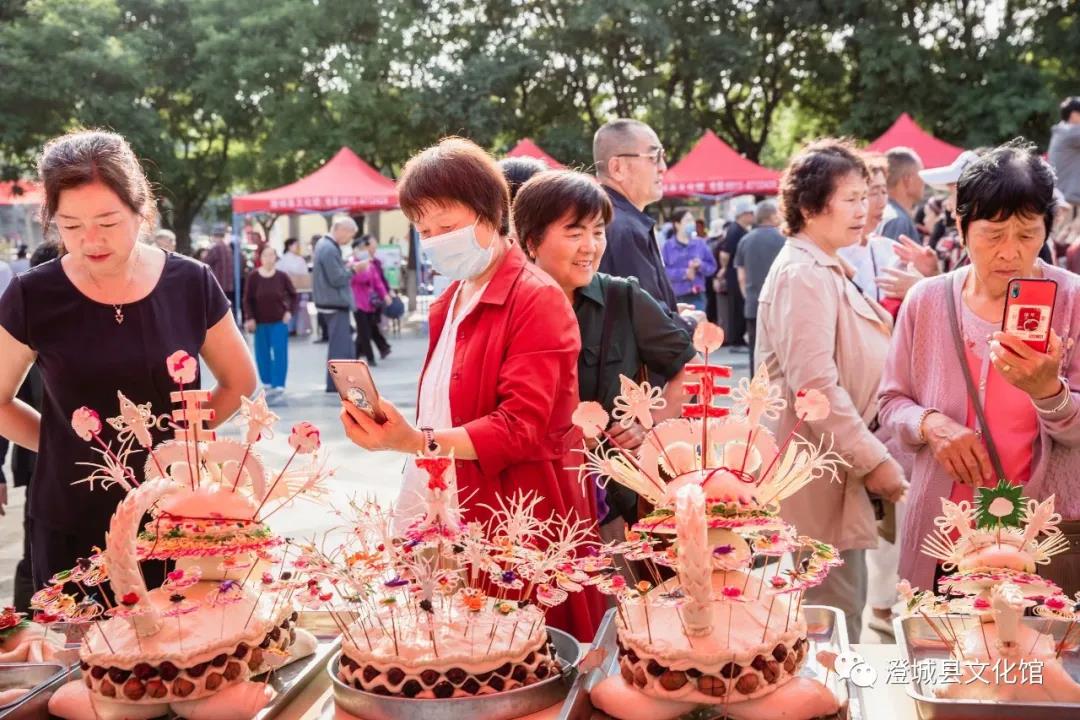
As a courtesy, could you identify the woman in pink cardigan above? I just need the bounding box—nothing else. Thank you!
[880,140,1080,593]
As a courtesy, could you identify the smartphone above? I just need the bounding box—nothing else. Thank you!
[1001,277,1057,353]
[328,360,387,423]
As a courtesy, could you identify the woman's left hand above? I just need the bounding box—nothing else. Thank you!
[875,267,923,300]
[340,397,422,453]
[990,330,1064,400]
[608,421,646,450]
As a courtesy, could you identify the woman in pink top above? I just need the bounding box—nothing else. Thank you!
[349,240,392,365]
[879,140,1080,592]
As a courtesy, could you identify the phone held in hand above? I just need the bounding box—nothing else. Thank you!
[1001,277,1057,354]
[328,360,387,423]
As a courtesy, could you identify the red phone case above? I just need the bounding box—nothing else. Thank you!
[1001,278,1057,353]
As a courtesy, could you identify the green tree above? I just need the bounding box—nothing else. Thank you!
[0,0,321,251]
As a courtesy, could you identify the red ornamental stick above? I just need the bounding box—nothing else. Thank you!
[682,364,732,468]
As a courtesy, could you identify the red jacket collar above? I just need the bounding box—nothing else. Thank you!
[477,242,526,306]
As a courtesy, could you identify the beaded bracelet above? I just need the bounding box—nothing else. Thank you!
[916,407,940,444]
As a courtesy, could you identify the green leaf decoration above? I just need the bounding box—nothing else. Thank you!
[0,619,29,640]
[974,480,1025,530]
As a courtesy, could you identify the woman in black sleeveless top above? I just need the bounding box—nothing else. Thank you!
[0,130,255,589]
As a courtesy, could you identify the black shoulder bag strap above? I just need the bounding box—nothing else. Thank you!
[596,279,621,399]
[945,274,1007,482]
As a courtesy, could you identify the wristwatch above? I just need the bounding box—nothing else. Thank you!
[420,426,439,455]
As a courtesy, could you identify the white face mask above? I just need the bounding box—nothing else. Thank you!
[421,222,496,281]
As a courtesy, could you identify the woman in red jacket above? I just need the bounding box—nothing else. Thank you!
[339,137,601,639]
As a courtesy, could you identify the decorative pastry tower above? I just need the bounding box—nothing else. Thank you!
[573,321,849,720]
[901,483,1080,703]
[41,351,328,720]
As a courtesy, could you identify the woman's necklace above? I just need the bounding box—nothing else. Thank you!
[86,247,140,325]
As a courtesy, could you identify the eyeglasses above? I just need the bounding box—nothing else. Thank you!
[615,148,666,165]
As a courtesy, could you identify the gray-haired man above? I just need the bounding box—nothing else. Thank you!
[313,217,357,391]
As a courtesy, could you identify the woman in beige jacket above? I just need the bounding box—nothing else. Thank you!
[755,139,909,642]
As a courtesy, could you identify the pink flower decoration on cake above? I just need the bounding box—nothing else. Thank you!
[163,567,202,592]
[973,597,991,610]
[572,402,609,440]
[71,407,102,441]
[288,422,321,454]
[721,586,743,599]
[166,350,198,385]
[794,388,830,422]
[692,320,725,354]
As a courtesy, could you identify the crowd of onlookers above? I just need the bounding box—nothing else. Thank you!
[662,97,1080,362]
[2,100,1080,643]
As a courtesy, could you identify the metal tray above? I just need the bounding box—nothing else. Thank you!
[895,614,1080,719]
[329,626,583,720]
[0,664,67,720]
[0,613,339,720]
[258,630,341,720]
[561,605,858,720]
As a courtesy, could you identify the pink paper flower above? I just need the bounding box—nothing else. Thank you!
[166,350,198,385]
[1046,596,1067,611]
[288,422,321,454]
[794,388,830,422]
[572,401,609,440]
[71,407,102,441]
[721,586,742,599]
[693,321,725,354]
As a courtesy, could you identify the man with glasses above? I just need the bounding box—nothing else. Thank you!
[593,119,696,328]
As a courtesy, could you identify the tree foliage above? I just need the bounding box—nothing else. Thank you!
[0,0,1076,246]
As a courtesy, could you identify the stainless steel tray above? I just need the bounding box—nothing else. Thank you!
[562,605,857,720]
[895,614,1080,719]
[0,614,338,720]
[329,626,583,720]
[258,630,341,720]
[0,664,67,720]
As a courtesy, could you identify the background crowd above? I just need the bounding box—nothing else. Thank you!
[1,94,1080,644]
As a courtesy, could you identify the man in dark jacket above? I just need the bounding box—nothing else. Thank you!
[593,119,698,330]
[718,199,754,347]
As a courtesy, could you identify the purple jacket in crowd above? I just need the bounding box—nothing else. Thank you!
[662,235,717,297]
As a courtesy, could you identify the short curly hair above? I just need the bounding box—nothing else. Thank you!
[778,139,869,236]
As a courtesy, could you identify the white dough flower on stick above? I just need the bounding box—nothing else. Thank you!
[236,393,279,445]
[611,374,665,430]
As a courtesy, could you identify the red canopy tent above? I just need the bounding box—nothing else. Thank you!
[662,131,779,197]
[0,180,43,206]
[867,113,964,168]
[505,138,565,169]
[232,147,397,214]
